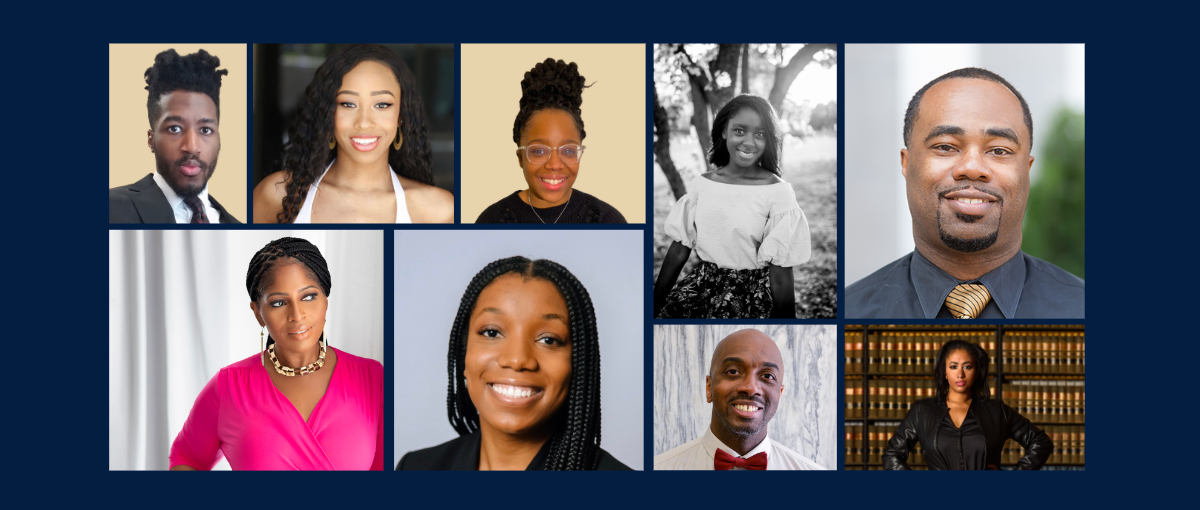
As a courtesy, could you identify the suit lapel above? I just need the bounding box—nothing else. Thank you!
[208,195,242,224]
[128,174,178,224]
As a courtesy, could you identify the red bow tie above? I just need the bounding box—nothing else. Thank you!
[714,449,768,470]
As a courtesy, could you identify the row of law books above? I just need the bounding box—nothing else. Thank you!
[844,423,1086,469]
[1000,331,1086,374]
[1002,380,1086,424]
[844,332,997,374]
[844,378,997,420]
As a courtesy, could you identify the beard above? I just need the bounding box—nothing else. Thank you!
[937,208,1000,252]
[155,152,218,198]
[714,397,770,438]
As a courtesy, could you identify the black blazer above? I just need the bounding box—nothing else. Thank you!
[883,397,1053,470]
[109,173,241,224]
[397,430,632,471]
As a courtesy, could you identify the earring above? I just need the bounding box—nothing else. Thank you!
[324,320,330,347]
[260,327,265,366]
[393,127,403,150]
[328,135,336,150]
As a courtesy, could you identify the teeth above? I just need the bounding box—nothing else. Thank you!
[351,137,378,145]
[734,404,760,412]
[541,178,564,185]
[955,198,985,204]
[491,384,535,399]
[738,150,755,156]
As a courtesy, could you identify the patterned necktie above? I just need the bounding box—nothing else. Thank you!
[714,449,768,470]
[946,283,990,319]
[183,195,210,224]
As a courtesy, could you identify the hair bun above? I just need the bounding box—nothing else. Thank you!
[513,58,589,144]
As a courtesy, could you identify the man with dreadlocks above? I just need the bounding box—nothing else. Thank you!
[110,48,241,224]
[655,329,827,470]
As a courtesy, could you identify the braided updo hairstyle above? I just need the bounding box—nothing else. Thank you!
[246,237,332,302]
[275,44,434,223]
[447,256,603,470]
[512,58,589,145]
[145,48,228,128]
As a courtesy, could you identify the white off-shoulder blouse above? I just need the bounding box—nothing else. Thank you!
[664,176,811,270]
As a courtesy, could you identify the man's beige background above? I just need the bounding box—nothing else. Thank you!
[460,44,645,223]
[109,44,247,222]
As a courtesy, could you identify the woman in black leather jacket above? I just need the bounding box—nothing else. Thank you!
[883,339,1052,470]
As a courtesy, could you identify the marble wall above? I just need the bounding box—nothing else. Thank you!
[653,324,836,469]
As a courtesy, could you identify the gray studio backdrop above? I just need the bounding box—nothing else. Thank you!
[393,230,645,469]
[654,324,835,469]
[844,44,1085,287]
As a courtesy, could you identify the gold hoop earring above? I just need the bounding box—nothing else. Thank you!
[260,327,265,366]
[393,127,403,150]
[328,135,336,150]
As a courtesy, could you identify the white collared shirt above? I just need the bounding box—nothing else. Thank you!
[153,172,219,224]
[654,427,827,470]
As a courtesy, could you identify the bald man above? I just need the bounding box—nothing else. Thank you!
[654,329,826,470]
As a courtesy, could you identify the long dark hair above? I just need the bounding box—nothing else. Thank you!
[933,339,990,402]
[707,94,783,177]
[446,256,602,470]
[276,44,433,223]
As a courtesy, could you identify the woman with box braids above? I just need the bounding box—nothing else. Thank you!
[169,236,385,470]
[397,256,629,470]
[475,59,626,224]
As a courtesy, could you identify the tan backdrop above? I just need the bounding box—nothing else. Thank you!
[109,44,247,222]
[460,44,645,223]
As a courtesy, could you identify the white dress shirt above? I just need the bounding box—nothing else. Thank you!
[654,427,827,470]
[153,172,219,224]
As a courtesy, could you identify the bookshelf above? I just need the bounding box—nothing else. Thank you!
[843,325,1085,471]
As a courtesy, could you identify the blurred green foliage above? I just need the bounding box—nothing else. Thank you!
[1023,107,1085,279]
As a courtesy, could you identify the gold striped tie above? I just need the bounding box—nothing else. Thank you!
[946,283,991,319]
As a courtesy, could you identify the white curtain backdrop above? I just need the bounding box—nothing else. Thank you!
[109,230,383,470]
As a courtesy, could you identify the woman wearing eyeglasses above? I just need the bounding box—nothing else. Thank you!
[474,58,626,224]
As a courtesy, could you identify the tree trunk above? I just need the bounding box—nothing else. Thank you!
[676,45,713,157]
[739,44,750,95]
[709,44,742,112]
[654,88,688,201]
[767,43,836,113]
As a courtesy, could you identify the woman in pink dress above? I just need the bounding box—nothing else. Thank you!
[169,237,383,470]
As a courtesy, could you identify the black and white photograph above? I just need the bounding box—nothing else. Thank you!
[652,44,838,319]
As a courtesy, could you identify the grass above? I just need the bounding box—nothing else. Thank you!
[653,133,838,318]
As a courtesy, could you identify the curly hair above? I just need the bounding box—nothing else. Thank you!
[512,58,589,145]
[447,256,603,470]
[933,339,991,402]
[245,237,332,302]
[903,67,1033,149]
[708,94,783,177]
[145,49,227,128]
[275,44,433,223]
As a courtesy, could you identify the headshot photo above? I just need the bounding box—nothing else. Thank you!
[251,44,454,223]
[652,44,837,319]
[653,324,835,470]
[109,44,247,224]
[109,230,384,470]
[392,230,643,470]
[460,44,645,224]
[844,44,1085,319]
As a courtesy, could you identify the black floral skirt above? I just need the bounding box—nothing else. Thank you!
[658,261,771,319]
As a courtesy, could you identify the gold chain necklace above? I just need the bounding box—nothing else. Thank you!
[267,339,327,376]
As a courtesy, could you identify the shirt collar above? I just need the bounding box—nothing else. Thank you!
[152,171,210,213]
[701,427,772,463]
[909,249,1025,319]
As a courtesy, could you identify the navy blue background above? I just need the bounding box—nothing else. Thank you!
[11,1,1182,505]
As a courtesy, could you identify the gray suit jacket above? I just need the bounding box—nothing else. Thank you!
[109,173,241,224]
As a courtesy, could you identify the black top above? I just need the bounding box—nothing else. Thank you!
[845,249,1084,318]
[396,430,632,471]
[109,173,241,224]
[936,412,987,470]
[883,398,1052,470]
[474,190,627,224]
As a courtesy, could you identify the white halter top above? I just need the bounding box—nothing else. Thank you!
[294,160,412,223]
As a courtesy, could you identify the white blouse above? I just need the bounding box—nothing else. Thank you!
[664,175,811,270]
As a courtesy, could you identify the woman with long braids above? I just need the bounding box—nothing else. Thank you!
[169,237,384,470]
[475,58,626,224]
[653,94,811,319]
[397,256,630,470]
[883,339,1052,470]
[254,44,453,223]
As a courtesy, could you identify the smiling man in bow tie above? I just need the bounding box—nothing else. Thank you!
[654,329,825,470]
